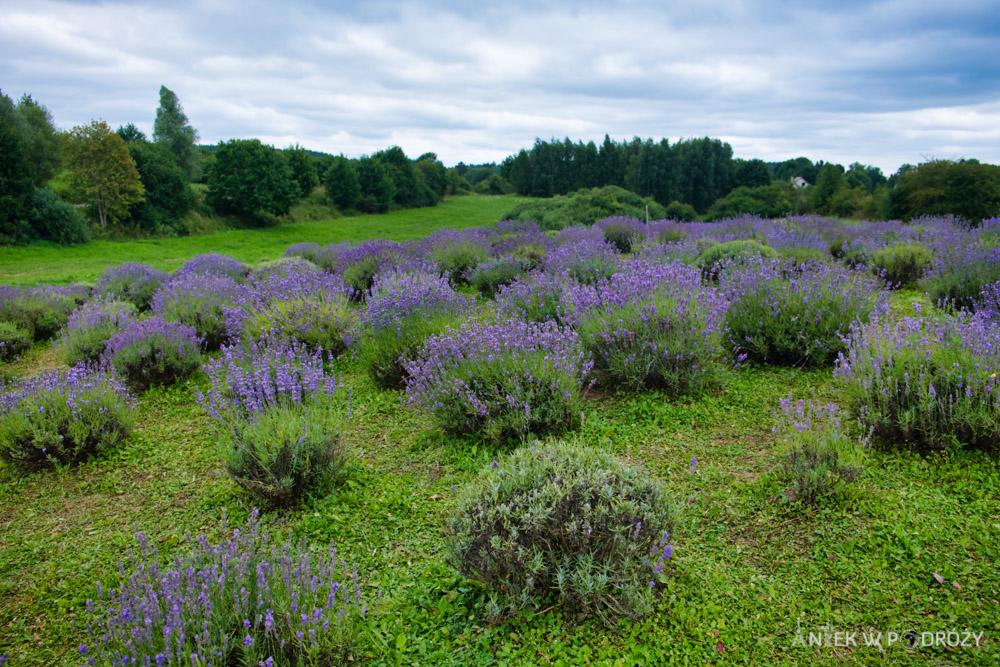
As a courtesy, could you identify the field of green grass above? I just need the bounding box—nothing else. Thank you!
[1,203,998,666]
[0,194,525,286]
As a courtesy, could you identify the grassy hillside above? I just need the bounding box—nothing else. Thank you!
[0,194,526,286]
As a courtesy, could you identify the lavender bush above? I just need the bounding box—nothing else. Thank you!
[356,270,473,389]
[174,252,248,283]
[721,258,888,367]
[0,322,32,362]
[835,311,1000,452]
[448,441,677,623]
[404,319,591,441]
[56,299,137,366]
[773,398,866,505]
[542,238,621,285]
[467,257,531,298]
[152,273,248,350]
[697,239,779,281]
[0,366,134,469]
[572,262,729,394]
[80,511,371,666]
[243,295,356,357]
[0,284,77,341]
[595,216,645,253]
[496,270,574,324]
[198,338,348,506]
[198,337,340,423]
[283,241,321,262]
[923,243,1000,311]
[220,399,348,507]
[103,317,203,392]
[94,262,169,312]
[868,243,933,289]
[337,240,404,298]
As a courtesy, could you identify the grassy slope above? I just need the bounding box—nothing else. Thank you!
[0,194,525,286]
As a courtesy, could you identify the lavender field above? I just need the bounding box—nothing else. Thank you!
[1,214,999,666]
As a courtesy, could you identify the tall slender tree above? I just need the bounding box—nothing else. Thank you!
[153,86,200,180]
[15,94,61,187]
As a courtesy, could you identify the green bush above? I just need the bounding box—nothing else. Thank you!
[468,258,531,298]
[578,291,726,394]
[219,399,346,507]
[434,241,489,284]
[0,368,134,469]
[342,256,382,300]
[0,287,77,341]
[774,399,865,505]
[696,239,778,280]
[0,321,32,362]
[56,299,137,367]
[663,200,698,222]
[24,187,91,245]
[103,317,203,392]
[869,243,933,289]
[243,294,356,356]
[502,186,666,231]
[356,312,457,389]
[447,442,678,622]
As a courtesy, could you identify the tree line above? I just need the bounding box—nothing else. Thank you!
[498,136,1000,222]
[0,87,457,246]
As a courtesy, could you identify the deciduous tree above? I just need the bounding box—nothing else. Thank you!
[206,138,297,218]
[63,120,144,229]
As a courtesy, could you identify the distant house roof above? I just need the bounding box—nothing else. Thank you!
[790,176,809,188]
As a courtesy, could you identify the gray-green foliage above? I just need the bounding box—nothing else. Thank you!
[869,243,933,289]
[696,239,778,280]
[219,399,347,508]
[0,321,32,362]
[448,441,678,623]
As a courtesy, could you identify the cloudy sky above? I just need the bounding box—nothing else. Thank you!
[2,0,999,173]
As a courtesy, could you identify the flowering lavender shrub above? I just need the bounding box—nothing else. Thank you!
[721,258,888,367]
[923,243,1000,311]
[198,338,347,506]
[0,322,32,362]
[220,399,347,507]
[835,312,1000,452]
[0,366,134,469]
[356,270,473,389]
[198,337,340,423]
[243,295,356,357]
[429,237,490,284]
[174,252,248,283]
[283,241,321,262]
[979,281,1000,322]
[573,262,728,394]
[152,273,247,350]
[868,243,933,289]
[0,285,77,341]
[311,242,351,272]
[56,299,137,366]
[103,317,203,392]
[773,399,865,505]
[448,442,677,622]
[543,239,621,285]
[697,239,779,281]
[337,240,404,298]
[496,271,574,324]
[468,257,531,298]
[404,319,591,440]
[81,511,371,666]
[596,216,644,253]
[94,262,169,312]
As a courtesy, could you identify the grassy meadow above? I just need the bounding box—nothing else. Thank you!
[0,206,998,667]
[0,194,525,286]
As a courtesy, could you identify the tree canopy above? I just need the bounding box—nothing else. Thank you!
[153,86,200,180]
[206,138,297,218]
[63,120,145,229]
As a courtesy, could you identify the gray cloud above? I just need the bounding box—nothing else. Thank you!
[1,0,998,173]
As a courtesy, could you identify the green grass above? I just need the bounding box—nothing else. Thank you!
[0,194,526,286]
